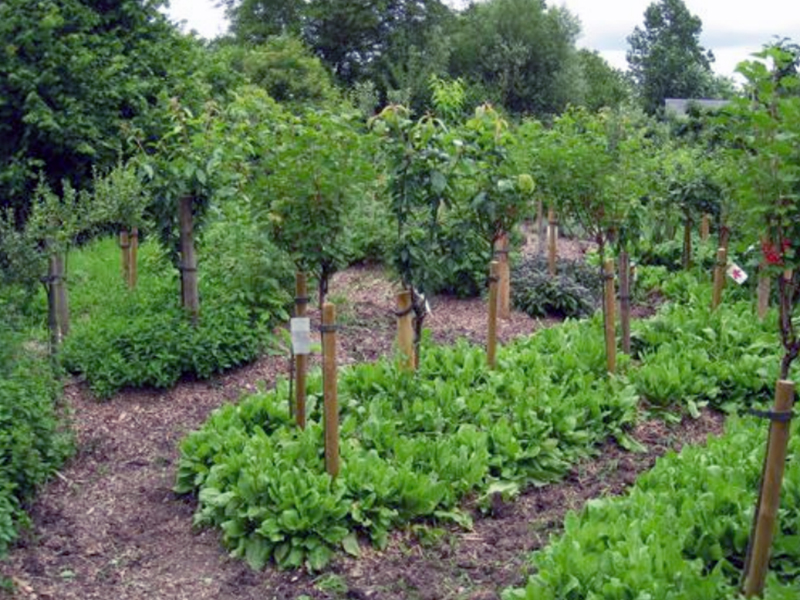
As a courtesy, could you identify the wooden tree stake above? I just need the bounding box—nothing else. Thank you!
[619,251,631,354]
[295,272,309,429]
[129,226,139,289]
[178,196,199,322]
[496,233,511,320]
[120,230,130,285]
[487,261,499,368]
[700,214,710,240]
[537,199,546,256]
[743,380,796,597]
[711,247,727,311]
[683,218,693,270]
[322,303,339,478]
[53,252,69,338]
[603,259,616,374]
[548,208,558,277]
[396,290,415,371]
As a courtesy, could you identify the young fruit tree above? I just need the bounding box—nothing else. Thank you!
[722,42,800,596]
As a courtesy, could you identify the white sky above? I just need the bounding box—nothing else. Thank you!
[163,0,800,78]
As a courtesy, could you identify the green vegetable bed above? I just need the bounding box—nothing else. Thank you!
[176,319,639,570]
[503,416,800,600]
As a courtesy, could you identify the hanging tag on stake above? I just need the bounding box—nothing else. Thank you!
[727,263,748,285]
[291,317,311,355]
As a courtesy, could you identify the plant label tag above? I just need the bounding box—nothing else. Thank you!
[727,263,748,285]
[290,318,311,355]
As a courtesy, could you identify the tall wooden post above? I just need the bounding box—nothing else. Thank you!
[396,290,415,371]
[711,247,727,311]
[496,233,511,320]
[548,208,558,277]
[682,218,693,270]
[487,261,499,368]
[700,214,710,241]
[120,230,131,285]
[603,259,616,374]
[53,252,69,338]
[129,226,139,289]
[537,199,546,256]
[295,272,309,429]
[178,197,199,322]
[743,380,796,597]
[322,303,339,478]
[619,251,631,354]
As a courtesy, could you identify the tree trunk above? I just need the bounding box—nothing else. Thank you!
[178,196,199,322]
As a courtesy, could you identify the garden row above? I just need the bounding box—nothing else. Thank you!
[502,416,800,600]
[175,272,782,572]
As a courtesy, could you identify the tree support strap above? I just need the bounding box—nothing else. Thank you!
[747,408,794,423]
[394,305,414,318]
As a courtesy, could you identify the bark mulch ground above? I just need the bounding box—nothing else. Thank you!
[1,242,722,600]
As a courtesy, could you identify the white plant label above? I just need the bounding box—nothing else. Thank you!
[727,263,748,285]
[290,317,311,355]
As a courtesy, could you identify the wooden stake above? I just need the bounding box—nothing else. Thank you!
[743,380,796,597]
[548,208,558,277]
[129,226,138,289]
[178,196,199,322]
[396,290,414,371]
[537,199,546,256]
[295,272,308,429]
[496,233,511,320]
[487,261,499,368]
[603,259,616,374]
[700,214,710,241]
[46,256,59,353]
[120,230,130,285]
[683,218,693,270]
[322,303,339,478]
[619,251,631,354]
[711,247,727,311]
[53,252,69,338]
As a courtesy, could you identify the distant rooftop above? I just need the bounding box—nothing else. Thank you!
[664,98,731,117]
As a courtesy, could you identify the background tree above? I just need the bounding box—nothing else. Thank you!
[0,0,202,221]
[626,0,716,114]
[448,0,582,116]
[576,49,632,112]
[224,0,452,106]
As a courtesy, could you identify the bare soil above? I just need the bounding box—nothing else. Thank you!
[1,240,720,600]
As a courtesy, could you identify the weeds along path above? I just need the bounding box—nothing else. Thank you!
[1,239,718,600]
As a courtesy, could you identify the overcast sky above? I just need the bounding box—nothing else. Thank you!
[163,0,800,78]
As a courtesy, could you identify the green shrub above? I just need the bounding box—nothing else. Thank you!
[511,255,602,318]
[61,236,291,398]
[0,324,72,556]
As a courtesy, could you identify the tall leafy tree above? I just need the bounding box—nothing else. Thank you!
[224,0,453,96]
[0,0,202,220]
[448,0,582,116]
[576,49,631,111]
[626,0,716,114]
